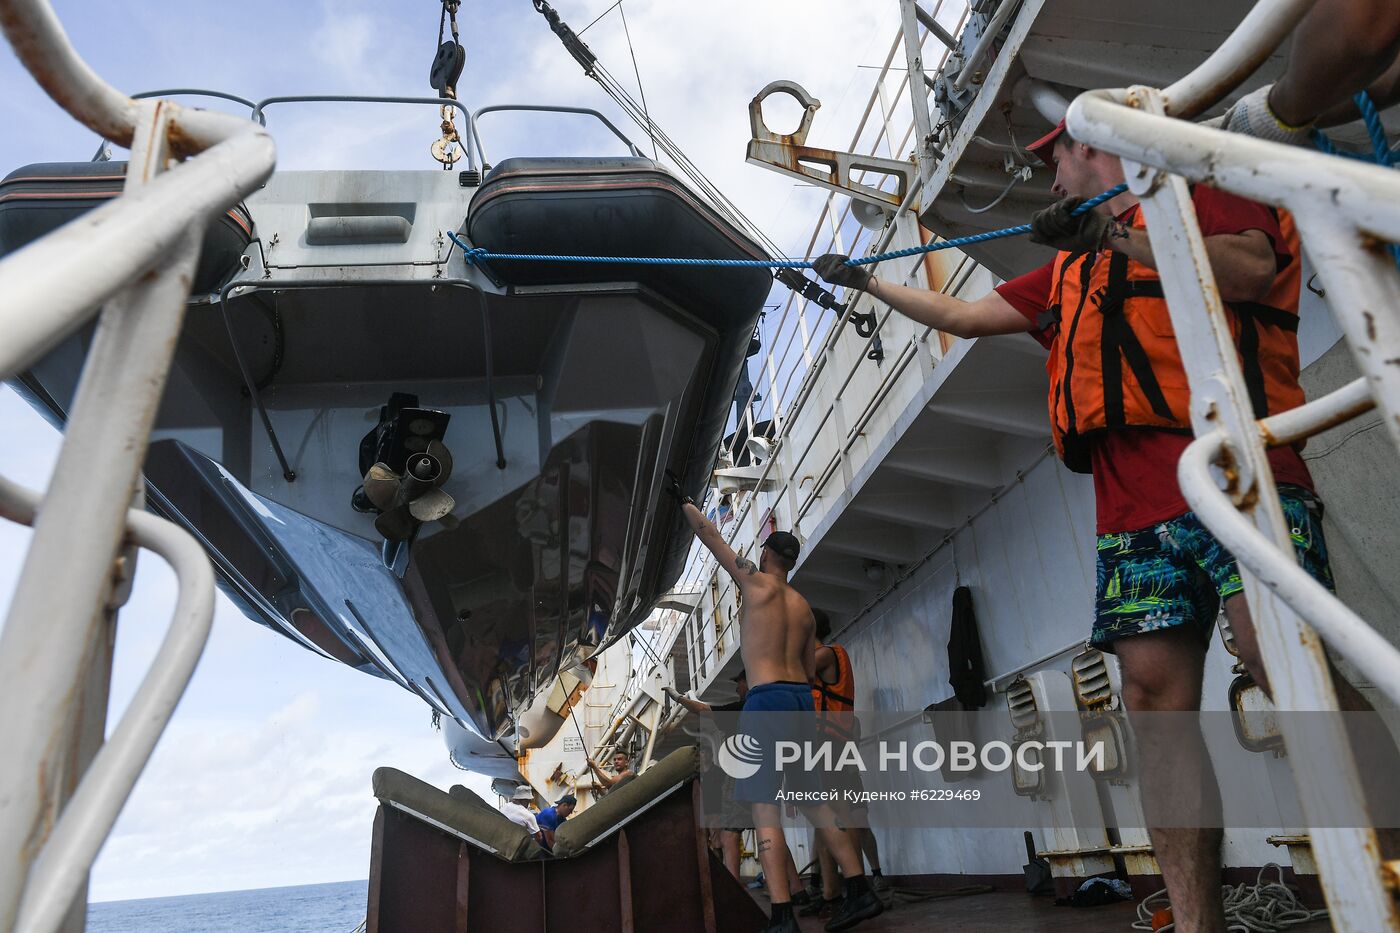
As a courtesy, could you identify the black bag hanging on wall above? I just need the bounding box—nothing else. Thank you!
[947,585,988,710]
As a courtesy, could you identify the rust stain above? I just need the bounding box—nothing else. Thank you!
[166,117,203,161]
[1364,311,1377,343]
[1359,232,1389,256]
[1382,858,1400,891]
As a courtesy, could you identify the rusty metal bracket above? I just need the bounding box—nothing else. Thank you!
[745,80,919,211]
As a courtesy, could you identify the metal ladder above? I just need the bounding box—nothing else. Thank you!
[0,2,275,931]
[1065,0,1400,927]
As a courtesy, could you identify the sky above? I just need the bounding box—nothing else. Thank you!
[0,0,911,904]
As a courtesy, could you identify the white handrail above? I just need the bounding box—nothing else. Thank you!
[1159,0,1317,118]
[0,3,276,930]
[0,477,215,933]
[1178,434,1400,710]
[0,0,274,378]
[1064,10,1400,921]
[0,130,274,378]
[0,0,254,152]
[1259,377,1374,447]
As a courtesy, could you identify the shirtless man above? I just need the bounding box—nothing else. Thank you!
[586,750,635,795]
[665,474,882,933]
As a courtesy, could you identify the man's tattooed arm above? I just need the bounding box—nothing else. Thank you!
[681,501,752,583]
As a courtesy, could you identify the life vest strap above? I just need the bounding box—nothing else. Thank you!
[1097,251,1176,427]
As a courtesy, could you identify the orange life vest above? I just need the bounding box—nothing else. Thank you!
[1041,204,1305,473]
[812,644,855,713]
[813,643,857,741]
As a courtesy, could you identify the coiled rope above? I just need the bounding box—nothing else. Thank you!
[446,184,1129,270]
[1130,864,1328,933]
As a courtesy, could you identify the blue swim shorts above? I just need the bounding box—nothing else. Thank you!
[732,681,824,805]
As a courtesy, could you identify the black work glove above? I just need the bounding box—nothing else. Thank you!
[1029,197,1108,253]
[812,253,874,292]
[662,470,694,506]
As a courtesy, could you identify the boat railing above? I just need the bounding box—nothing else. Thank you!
[1065,0,1400,926]
[471,104,646,164]
[251,95,480,171]
[0,2,274,931]
[93,95,647,176]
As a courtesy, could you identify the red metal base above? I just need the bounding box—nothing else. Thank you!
[366,780,767,933]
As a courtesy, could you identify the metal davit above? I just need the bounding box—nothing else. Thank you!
[0,2,273,930]
[1067,0,1400,926]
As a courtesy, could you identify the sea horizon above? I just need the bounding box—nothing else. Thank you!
[91,877,370,905]
[88,878,369,932]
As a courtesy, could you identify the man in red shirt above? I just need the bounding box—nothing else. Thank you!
[813,121,1378,932]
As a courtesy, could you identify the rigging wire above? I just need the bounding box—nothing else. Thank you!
[578,0,622,37]
[617,2,659,160]
[529,1,795,261]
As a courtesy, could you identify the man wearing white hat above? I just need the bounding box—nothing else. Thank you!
[500,785,544,845]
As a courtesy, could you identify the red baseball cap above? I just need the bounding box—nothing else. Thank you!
[1026,119,1066,166]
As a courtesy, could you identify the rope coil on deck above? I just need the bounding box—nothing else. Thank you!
[446,184,1129,270]
[1131,864,1328,932]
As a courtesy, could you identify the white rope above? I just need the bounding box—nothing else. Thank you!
[1131,864,1328,932]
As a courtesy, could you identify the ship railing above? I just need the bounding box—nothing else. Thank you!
[0,3,275,932]
[626,12,978,706]
[1066,0,1400,926]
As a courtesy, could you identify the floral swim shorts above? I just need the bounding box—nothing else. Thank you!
[1091,485,1335,650]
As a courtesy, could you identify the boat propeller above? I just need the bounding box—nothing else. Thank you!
[352,392,457,541]
[361,440,457,541]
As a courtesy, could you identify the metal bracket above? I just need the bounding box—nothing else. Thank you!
[745,80,918,211]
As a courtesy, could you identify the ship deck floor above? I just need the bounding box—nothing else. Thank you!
[751,883,1335,932]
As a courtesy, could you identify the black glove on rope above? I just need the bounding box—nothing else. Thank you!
[663,471,694,506]
[812,253,874,292]
[1029,196,1109,254]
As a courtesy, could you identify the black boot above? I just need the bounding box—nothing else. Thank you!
[824,876,884,932]
[764,901,801,933]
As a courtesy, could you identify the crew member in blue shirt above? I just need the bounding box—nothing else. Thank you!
[535,794,576,850]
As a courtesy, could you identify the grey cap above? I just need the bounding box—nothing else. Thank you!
[511,785,534,802]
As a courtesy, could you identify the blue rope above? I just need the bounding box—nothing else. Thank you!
[446,183,1130,271]
[1355,90,1393,166]
[1313,92,1398,165]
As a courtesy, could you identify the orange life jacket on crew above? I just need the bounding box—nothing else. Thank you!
[812,644,855,713]
[1040,203,1305,473]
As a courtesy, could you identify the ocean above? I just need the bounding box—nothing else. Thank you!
[87,879,369,932]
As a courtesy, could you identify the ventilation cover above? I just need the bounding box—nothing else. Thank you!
[1071,649,1114,710]
[1006,678,1039,732]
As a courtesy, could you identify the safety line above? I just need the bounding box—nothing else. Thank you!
[446,183,1130,270]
